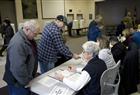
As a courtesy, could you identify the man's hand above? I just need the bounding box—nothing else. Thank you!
[73,53,80,59]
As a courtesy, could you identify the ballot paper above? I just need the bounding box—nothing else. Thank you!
[38,76,59,87]
[61,70,75,77]
[66,73,81,82]
[48,85,69,95]
[49,69,75,78]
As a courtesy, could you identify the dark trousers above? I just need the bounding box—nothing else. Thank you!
[8,85,31,95]
[0,45,7,55]
[55,54,71,67]
[68,28,72,36]
[76,29,80,35]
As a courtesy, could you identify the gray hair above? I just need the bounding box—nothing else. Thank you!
[82,41,99,55]
[23,20,39,32]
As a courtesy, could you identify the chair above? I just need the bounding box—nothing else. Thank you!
[100,60,121,95]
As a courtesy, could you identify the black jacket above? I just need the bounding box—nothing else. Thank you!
[2,25,14,45]
[77,56,107,95]
[111,42,126,63]
[119,43,139,95]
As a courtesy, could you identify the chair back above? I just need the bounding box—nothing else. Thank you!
[100,60,121,95]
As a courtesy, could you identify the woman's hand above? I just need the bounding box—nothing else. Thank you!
[55,72,64,81]
[67,65,76,72]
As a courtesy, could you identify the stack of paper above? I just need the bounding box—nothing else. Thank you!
[38,76,59,87]
[49,69,75,78]
[61,70,75,77]
[66,73,81,82]
[48,85,69,95]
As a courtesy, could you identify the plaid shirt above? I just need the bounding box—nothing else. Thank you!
[38,22,73,64]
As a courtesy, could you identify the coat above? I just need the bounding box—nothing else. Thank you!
[119,42,139,95]
[1,24,14,46]
[87,20,101,42]
[3,30,38,87]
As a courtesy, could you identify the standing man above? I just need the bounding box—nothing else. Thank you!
[0,19,14,56]
[87,15,103,42]
[3,20,40,95]
[67,21,73,37]
[38,15,79,74]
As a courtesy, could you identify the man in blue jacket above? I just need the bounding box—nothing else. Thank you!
[87,15,103,42]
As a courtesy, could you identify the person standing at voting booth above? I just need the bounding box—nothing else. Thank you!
[3,20,40,95]
[38,15,79,74]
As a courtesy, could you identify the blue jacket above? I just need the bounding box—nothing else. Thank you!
[87,20,101,42]
[131,32,140,47]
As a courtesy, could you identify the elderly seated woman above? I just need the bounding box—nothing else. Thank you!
[55,41,107,95]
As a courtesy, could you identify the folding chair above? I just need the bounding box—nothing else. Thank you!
[100,60,121,95]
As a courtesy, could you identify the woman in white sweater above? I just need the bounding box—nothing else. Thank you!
[97,35,116,69]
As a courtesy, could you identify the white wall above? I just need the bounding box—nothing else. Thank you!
[15,0,95,30]
[65,0,95,27]
[42,0,64,18]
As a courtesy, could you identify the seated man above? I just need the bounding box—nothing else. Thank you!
[109,36,127,63]
[55,41,107,95]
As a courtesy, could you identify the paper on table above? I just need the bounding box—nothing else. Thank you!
[48,85,69,95]
[38,76,59,87]
[61,70,75,77]
[66,73,81,82]
[49,69,75,78]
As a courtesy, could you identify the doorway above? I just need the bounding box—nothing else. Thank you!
[0,0,17,31]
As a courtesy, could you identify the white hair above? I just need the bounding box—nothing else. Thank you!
[82,41,99,55]
[23,20,39,32]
